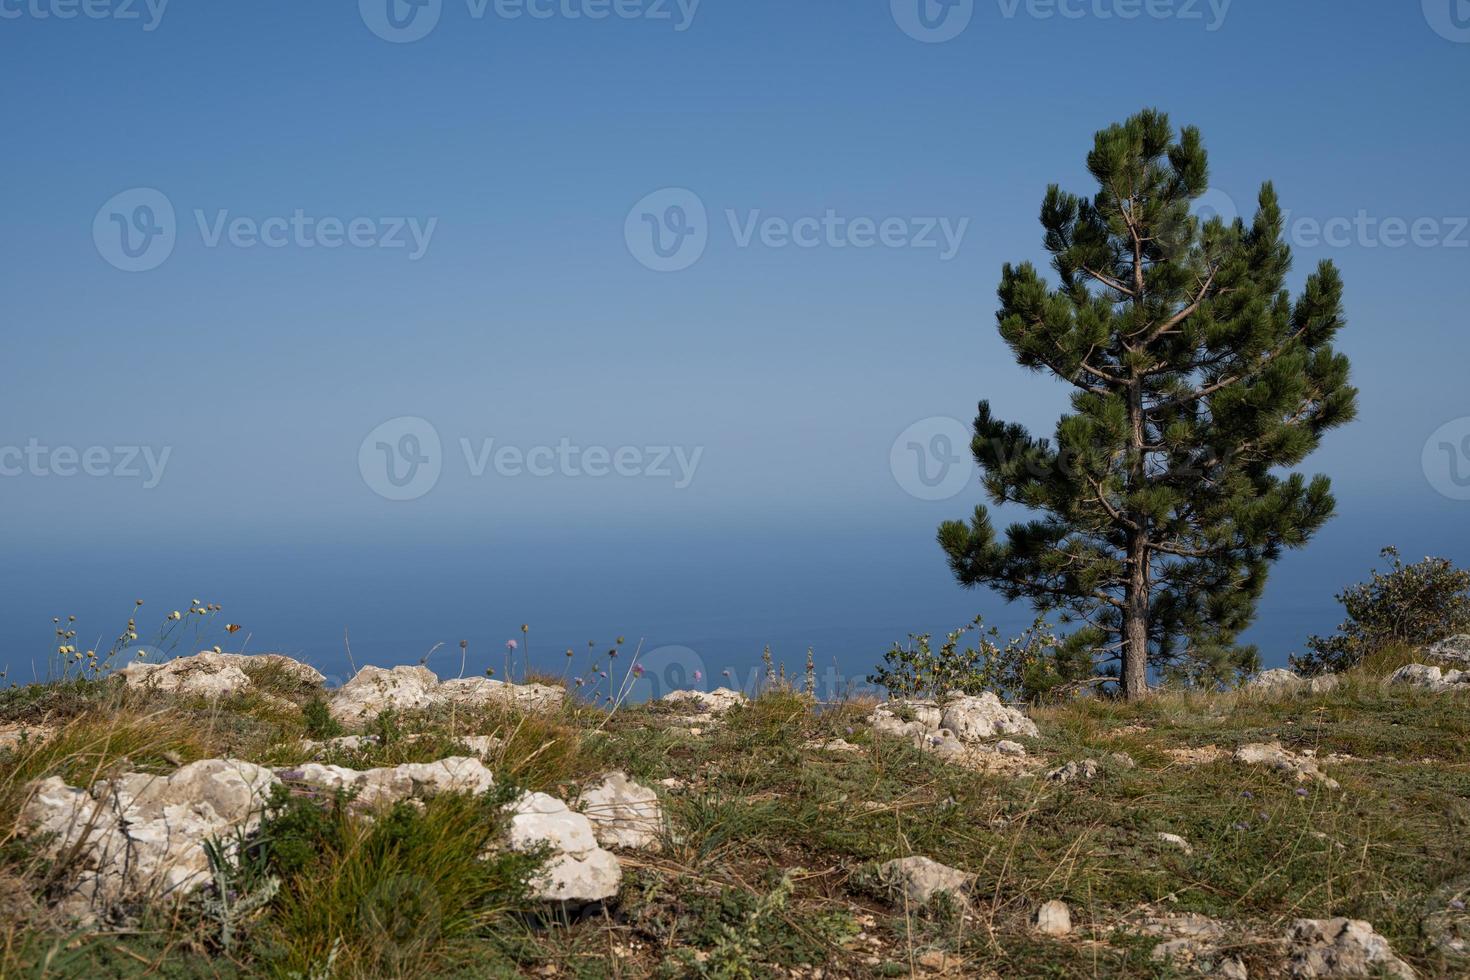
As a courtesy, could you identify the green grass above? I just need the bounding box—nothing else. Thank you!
[3,659,1469,977]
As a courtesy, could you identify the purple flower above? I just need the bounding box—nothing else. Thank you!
[1451,899,1466,911]
[574,677,584,686]
[1295,787,1308,797]
[693,670,703,682]
[632,664,645,678]
[1240,791,1253,799]
[506,639,518,651]
[1233,822,1248,831]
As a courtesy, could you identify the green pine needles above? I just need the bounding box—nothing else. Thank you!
[939,109,1357,699]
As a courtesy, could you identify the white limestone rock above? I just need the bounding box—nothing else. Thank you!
[328,665,441,723]
[291,757,495,807]
[1388,663,1470,693]
[1234,742,1340,790]
[1426,634,1470,668]
[121,652,324,699]
[1286,918,1415,978]
[20,759,279,918]
[1036,899,1072,936]
[660,687,749,715]
[506,792,622,904]
[577,771,663,851]
[876,855,971,906]
[438,676,565,712]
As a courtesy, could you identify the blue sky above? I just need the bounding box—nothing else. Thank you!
[2,0,1467,687]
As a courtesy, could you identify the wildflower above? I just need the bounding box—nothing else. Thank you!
[136,650,146,658]
[521,624,529,633]
[1451,899,1466,911]
[609,649,618,658]
[1295,787,1308,797]
[722,669,731,678]
[170,611,182,621]
[135,599,143,606]
[616,636,625,645]
[632,664,645,678]
[574,677,584,686]
[485,667,495,677]
[1232,822,1248,831]
[506,639,518,651]
[1240,790,1253,799]
[566,648,574,657]
[212,645,222,654]
[460,639,468,649]
[693,670,703,682]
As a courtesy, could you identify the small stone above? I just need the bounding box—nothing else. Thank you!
[1046,760,1100,784]
[1035,899,1072,936]
[876,856,971,906]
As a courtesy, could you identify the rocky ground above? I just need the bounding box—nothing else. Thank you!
[2,641,1469,978]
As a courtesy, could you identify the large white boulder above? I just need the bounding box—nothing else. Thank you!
[506,792,622,904]
[20,759,279,918]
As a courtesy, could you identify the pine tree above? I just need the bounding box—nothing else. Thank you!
[938,109,1357,699]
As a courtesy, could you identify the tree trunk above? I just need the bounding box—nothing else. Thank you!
[1122,537,1150,699]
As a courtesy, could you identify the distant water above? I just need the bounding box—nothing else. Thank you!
[2,510,1458,696]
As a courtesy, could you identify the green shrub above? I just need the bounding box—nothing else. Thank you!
[247,782,545,978]
[301,697,342,740]
[1292,547,1470,675]
[867,615,1084,701]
